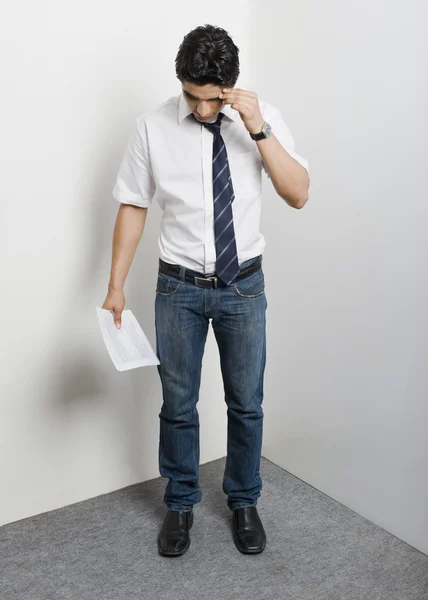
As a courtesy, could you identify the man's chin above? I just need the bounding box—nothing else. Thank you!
[195,115,215,122]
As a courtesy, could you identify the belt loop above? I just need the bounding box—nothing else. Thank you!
[179,265,186,281]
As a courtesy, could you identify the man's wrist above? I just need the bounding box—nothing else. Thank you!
[108,282,124,293]
[247,120,265,135]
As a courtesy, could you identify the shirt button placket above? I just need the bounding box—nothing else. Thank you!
[202,128,215,272]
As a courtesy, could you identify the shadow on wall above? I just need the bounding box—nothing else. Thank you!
[39,80,163,482]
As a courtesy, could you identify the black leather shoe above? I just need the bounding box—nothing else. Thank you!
[157,509,194,557]
[232,506,266,554]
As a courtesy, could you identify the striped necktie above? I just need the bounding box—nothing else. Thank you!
[199,113,240,286]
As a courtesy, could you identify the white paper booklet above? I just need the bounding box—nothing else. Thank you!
[96,307,160,371]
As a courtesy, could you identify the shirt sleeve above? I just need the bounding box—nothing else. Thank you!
[262,109,309,178]
[112,118,156,207]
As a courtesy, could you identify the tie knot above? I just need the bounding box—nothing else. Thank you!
[202,112,224,134]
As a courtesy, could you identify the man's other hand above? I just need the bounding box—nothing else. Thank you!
[102,289,125,329]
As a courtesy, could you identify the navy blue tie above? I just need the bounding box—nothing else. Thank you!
[199,113,240,286]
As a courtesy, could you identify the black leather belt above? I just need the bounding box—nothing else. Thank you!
[158,256,262,289]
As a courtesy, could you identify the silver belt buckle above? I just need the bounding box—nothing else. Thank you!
[194,275,218,289]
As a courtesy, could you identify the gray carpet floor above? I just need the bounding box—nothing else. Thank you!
[2,457,427,600]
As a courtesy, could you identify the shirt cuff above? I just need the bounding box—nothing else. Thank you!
[112,186,151,208]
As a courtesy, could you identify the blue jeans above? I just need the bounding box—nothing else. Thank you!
[155,256,267,512]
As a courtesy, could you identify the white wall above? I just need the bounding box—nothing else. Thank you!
[1,1,253,525]
[253,1,428,554]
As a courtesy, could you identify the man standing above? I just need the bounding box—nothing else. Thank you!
[102,24,309,557]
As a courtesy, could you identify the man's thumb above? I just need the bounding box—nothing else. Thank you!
[113,309,122,328]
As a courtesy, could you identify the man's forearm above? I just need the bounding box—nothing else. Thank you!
[108,204,148,291]
[255,133,309,209]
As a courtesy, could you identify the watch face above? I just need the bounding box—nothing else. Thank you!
[263,122,272,137]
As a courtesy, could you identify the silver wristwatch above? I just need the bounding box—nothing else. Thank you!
[249,121,272,141]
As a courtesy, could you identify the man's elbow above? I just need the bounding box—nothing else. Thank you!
[279,172,310,209]
[296,172,310,208]
[294,189,309,209]
[281,187,309,209]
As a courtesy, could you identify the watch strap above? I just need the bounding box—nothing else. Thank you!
[250,130,267,141]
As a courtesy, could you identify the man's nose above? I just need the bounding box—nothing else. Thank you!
[196,102,210,117]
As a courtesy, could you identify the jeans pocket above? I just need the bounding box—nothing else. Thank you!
[233,269,265,298]
[156,273,181,296]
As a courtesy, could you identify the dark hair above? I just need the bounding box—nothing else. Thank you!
[175,24,240,87]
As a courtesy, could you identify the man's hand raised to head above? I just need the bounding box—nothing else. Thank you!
[219,87,309,209]
[219,88,264,135]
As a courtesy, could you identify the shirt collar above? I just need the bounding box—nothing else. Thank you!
[178,92,238,125]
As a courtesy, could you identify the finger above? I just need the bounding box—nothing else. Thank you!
[222,88,257,98]
[230,104,248,113]
[220,92,245,102]
[113,308,122,329]
[220,93,257,107]
[229,102,252,114]
[221,89,257,100]
[220,95,246,107]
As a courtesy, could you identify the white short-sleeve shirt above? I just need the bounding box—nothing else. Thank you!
[112,93,308,273]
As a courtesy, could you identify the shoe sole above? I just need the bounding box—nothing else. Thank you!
[157,511,194,557]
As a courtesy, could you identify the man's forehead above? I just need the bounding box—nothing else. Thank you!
[182,82,223,99]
